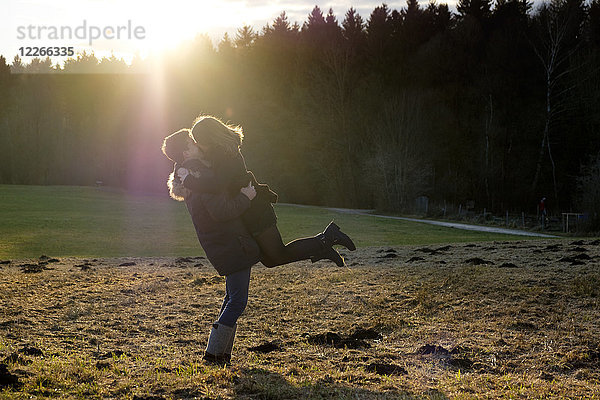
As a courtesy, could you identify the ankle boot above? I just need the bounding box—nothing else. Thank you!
[223,323,237,363]
[203,322,235,365]
[310,246,346,267]
[319,221,356,251]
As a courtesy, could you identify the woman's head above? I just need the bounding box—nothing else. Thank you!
[191,115,243,157]
[161,128,198,164]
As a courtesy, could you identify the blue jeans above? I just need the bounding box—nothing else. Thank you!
[217,267,251,327]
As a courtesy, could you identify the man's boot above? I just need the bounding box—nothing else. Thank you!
[203,322,235,365]
[223,323,237,363]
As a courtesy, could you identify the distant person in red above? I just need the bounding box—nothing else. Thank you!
[539,197,547,216]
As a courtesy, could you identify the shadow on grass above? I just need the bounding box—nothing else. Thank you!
[232,367,449,400]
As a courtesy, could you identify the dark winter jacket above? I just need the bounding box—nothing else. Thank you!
[182,150,278,233]
[208,150,277,204]
[174,158,261,276]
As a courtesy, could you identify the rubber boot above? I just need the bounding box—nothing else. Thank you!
[310,246,346,267]
[320,221,356,251]
[223,323,237,363]
[310,221,355,266]
[203,322,235,365]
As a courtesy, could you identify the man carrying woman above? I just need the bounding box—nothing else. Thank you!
[161,115,355,364]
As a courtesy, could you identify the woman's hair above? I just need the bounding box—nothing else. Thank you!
[191,115,243,157]
[161,128,194,164]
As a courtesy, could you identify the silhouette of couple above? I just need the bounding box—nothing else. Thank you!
[161,115,356,364]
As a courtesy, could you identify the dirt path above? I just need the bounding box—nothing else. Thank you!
[286,204,558,238]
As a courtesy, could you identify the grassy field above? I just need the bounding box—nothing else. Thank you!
[0,185,535,259]
[1,242,599,399]
[2,185,598,399]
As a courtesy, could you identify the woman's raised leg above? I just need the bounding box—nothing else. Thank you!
[254,225,344,267]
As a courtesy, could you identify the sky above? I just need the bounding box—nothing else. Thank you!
[2,0,446,66]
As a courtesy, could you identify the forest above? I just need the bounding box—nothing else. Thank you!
[1,0,599,221]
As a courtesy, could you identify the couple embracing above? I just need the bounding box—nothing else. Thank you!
[161,115,356,364]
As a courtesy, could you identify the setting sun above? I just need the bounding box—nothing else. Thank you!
[4,0,293,65]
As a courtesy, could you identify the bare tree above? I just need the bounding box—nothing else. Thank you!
[366,93,431,211]
[530,0,585,204]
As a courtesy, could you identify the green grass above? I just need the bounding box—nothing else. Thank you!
[0,184,538,259]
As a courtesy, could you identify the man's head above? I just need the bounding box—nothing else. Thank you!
[161,129,200,164]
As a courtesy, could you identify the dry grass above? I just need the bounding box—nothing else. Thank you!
[1,239,599,399]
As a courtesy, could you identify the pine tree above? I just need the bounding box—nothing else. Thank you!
[235,25,257,48]
[425,2,452,34]
[218,32,234,52]
[402,0,427,49]
[307,5,326,27]
[272,11,292,34]
[342,7,366,44]
[366,4,393,48]
[11,55,25,73]
[457,0,492,22]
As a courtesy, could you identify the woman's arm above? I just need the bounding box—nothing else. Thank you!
[181,155,258,221]
[178,159,228,194]
[246,170,278,203]
[213,151,279,203]
[200,189,254,222]
[182,173,229,194]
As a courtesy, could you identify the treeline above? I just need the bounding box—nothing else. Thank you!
[1,0,599,216]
